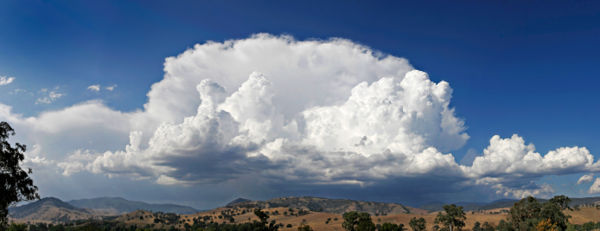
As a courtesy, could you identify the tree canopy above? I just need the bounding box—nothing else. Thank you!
[379,223,405,231]
[434,204,466,231]
[509,195,571,231]
[0,121,39,227]
[342,211,376,231]
[409,217,426,231]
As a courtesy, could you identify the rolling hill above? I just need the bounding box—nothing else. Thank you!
[8,195,600,230]
[8,197,99,223]
[225,196,427,215]
[8,196,198,223]
[114,197,600,231]
[69,197,198,214]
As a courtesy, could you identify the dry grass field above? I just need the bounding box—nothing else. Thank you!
[9,196,600,230]
[113,206,600,231]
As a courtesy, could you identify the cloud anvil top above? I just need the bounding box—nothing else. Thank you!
[1,34,598,204]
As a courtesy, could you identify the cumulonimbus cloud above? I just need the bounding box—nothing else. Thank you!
[1,34,598,199]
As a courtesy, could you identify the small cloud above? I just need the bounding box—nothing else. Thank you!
[156,175,190,186]
[36,88,64,104]
[589,178,600,194]
[87,84,101,92]
[577,174,594,184]
[87,84,116,92]
[9,88,28,95]
[0,76,15,86]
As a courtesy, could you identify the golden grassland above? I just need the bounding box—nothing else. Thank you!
[112,206,600,231]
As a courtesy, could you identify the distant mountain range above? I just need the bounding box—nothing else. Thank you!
[68,197,198,214]
[8,197,198,223]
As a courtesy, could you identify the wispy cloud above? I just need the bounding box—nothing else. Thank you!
[87,84,116,92]
[36,88,64,104]
[0,76,15,86]
[578,174,594,184]
[87,84,101,92]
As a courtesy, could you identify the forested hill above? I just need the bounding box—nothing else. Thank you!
[225,196,428,215]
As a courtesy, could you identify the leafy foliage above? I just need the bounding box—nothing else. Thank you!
[472,221,481,231]
[0,122,39,228]
[537,218,559,231]
[342,211,376,231]
[408,217,426,231]
[481,222,495,231]
[509,195,571,231]
[379,222,405,231]
[297,223,313,231]
[434,204,466,231]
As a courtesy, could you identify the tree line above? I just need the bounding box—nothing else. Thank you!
[340,195,600,231]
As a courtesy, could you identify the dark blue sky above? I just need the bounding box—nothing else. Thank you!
[1,0,599,205]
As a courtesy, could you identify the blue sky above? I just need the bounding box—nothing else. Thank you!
[1,0,600,208]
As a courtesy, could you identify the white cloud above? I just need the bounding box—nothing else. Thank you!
[1,34,598,200]
[0,100,132,165]
[0,76,15,86]
[36,88,64,104]
[461,134,599,197]
[589,178,600,194]
[57,149,98,176]
[22,144,53,168]
[466,135,598,178]
[578,174,594,184]
[87,84,116,92]
[87,84,101,92]
[144,34,412,125]
[493,183,554,199]
[63,53,467,186]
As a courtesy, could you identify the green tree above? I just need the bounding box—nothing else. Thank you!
[297,223,313,231]
[496,219,513,231]
[472,221,482,231]
[539,199,570,231]
[254,208,279,231]
[398,223,406,231]
[508,196,541,231]
[581,222,595,231]
[0,122,39,228]
[481,222,495,231]
[508,195,571,231]
[434,205,466,231]
[7,223,26,231]
[408,217,426,231]
[342,211,376,231]
[548,195,571,211]
[379,223,405,231]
